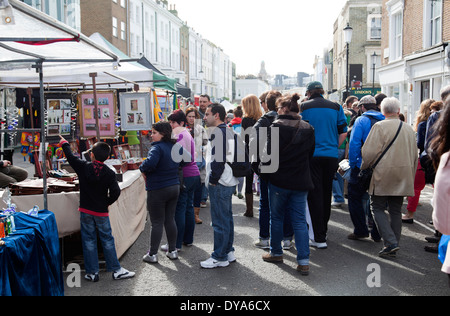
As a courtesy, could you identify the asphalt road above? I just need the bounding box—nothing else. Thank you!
[64,185,449,297]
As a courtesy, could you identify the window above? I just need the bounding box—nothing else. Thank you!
[393,13,402,59]
[112,17,118,37]
[120,0,125,8]
[430,0,442,46]
[387,0,404,62]
[369,15,382,40]
[120,21,126,40]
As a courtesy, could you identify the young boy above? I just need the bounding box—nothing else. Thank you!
[59,136,135,282]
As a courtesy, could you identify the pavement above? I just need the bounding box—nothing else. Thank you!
[62,182,449,297]
[9,150,449,296]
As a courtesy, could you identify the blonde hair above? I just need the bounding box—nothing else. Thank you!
[414,99,434,132]
[241,94,263,120]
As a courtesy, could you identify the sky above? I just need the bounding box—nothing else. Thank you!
[170,0,348,77]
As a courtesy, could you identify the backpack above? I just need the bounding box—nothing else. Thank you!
[227,131,251,178]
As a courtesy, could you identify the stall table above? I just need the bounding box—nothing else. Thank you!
[0,170,147,258]
[0,210,64,296]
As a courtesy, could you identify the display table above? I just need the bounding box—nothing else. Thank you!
[0,210,64,296]
[0,170,147,258]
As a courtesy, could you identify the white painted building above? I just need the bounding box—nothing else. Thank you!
[129,0,185,85]
[235,78,271,102]
[20,0,81,31]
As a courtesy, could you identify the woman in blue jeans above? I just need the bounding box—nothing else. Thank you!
[260,93,315,275]
[168,110,201,251]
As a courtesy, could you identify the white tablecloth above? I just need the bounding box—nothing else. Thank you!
[0,170,147,258]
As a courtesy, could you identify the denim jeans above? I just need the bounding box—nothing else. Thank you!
[332,149,346,203]
[175,175,201,249]
[209,183,235,261]
[259,179,294,241]
[80,212,121,274]
[268,182,310,266]
[348,168,380,240]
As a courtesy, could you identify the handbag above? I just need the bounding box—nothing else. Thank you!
[358,121,403,191]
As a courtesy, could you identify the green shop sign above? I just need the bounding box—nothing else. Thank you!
[351,88,381,97]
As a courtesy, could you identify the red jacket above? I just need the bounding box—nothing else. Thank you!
[229,117,242,127]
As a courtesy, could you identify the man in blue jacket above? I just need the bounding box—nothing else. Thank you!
[301,81,348,249]
[347,95,384,241]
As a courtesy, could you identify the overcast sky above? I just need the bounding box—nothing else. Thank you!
[170,0,348,77]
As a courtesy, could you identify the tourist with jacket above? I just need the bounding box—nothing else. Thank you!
[261,93,315,275]
[361,97,417,257]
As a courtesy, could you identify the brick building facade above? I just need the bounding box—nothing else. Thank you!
[379,0,450,123]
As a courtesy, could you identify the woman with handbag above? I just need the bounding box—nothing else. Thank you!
[361,97,417,257]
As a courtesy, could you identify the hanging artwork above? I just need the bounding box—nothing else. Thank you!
[119,92,152,131]
[78,90,117,138]
[45,92,77,142]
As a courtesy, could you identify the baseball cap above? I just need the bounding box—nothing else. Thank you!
[359,95,377,105]
[306,81,324,91]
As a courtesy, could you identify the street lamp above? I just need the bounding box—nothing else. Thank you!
[371,52,378,96]
[343,23,353,101]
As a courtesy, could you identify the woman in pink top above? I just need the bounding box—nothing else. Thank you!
[430,99,450,286]
[168,110,201,251]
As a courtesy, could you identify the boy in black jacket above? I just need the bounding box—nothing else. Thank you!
[59,136,135,282]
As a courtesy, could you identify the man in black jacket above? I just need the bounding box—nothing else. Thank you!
[59,136,134,282]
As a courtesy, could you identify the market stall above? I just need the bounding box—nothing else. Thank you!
[0,210,63,296]
[0,0,154,266]
[0,170,146,258]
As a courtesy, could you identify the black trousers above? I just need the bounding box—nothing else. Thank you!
[307,157,338,243]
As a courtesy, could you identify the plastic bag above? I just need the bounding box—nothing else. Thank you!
[439,235,450,264]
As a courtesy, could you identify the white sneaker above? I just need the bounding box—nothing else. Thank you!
[331,201,344,207]
[143,253,158,263]
[200,257,230,269]
[254,239,270,249]
[161,244,181,252]
[112,267,135,280]
[227,251,236,263]
[84,272,99,282]
[166,250,178,260]
[283,240,293,250]
[309,239,328,249]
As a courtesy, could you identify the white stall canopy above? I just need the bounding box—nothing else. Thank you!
[0,0,152,89]
[0,0,153,210]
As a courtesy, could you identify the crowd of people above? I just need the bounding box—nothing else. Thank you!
[61,81,450,283]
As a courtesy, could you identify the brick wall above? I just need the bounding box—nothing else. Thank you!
[81,0,128,55]
[382,0,450,66]
[443,0,450,41]
[403,0,423,56]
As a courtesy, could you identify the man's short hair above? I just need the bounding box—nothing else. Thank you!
[345,96,358,106]
[208,103,226,122]
[91,142,111,162]
[374,93,387,106]
[199,94,211,102]
[266,90,282,111]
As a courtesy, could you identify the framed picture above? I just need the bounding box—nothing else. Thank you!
[45,92,77,142]
[78,90,117,138]
[119,92,152,131]
[113,144,133,161]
